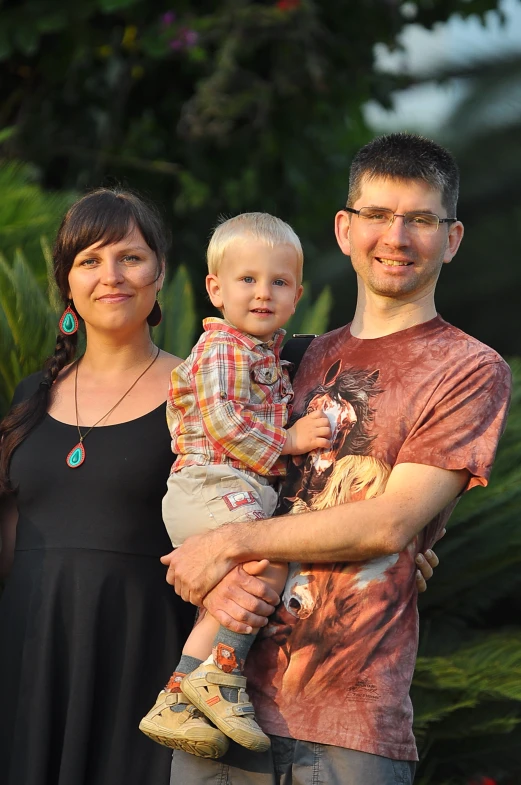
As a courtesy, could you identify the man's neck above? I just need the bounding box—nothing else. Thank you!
[350,289,437,339]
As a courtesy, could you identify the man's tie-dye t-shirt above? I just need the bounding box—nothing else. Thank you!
[245,316,511,761]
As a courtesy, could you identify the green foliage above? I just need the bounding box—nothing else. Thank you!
[413,359,521,784]
[0,161,75,281]
[152,264,198,360]
[0,245,58,412]
[0,0,503,348]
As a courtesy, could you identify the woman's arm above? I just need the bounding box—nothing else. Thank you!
[0,495,18,583]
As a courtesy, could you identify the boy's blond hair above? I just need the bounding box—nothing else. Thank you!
[207,212,303,283]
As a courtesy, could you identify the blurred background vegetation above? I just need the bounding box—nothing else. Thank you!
[0,1,520,782]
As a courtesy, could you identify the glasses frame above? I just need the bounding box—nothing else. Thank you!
[341,206,457,232]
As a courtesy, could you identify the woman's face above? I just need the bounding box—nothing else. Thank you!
[67,224,164,336]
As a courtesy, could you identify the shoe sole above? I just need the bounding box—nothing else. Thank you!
[139,718,229,759]
[180,680,270,753]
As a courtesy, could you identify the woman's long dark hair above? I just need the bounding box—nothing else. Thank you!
[0,187,168,496]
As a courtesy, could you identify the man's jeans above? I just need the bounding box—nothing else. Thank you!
[170,735,416,785]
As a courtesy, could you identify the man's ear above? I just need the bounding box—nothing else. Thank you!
[443,221,464,265]
[334,210,351,257]
[206,274,224,309]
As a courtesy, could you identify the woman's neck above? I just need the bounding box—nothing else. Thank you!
[79,328,156,375]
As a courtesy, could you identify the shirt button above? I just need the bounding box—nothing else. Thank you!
[220,391,227,399]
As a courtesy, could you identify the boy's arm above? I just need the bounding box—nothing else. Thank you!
[194,340,328,474]
[162,462,469,604]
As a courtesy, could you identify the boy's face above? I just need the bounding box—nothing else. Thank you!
[206,237,303,342]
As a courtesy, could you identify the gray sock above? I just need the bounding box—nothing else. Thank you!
[212,626,258,703]
[167,654,203,712]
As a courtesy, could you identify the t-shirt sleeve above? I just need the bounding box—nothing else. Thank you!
[395,360,512,491]
[10,372,44,407]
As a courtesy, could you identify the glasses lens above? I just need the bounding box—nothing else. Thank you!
[358,207,394,224]
[403,213,439,233]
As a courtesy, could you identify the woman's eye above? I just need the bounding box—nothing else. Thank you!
[79,258,97,267]
[122,255,140,263]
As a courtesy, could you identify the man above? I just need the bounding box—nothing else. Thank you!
[162,133,512,784]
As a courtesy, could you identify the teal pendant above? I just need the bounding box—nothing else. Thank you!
[66,442,85,468]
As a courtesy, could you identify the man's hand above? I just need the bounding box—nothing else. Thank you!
[282,410,331,455]
[161,526,240,605]
[415,548,440,593]
[202,561,280,633]
[415,528,445,593]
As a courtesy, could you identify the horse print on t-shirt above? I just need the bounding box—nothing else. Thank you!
[268,361,398,697]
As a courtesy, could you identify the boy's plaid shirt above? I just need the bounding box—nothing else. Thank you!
[166,318,293,478]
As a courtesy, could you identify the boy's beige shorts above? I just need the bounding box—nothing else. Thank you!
[162,464,279,547]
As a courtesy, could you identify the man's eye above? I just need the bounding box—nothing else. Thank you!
[408,214,437,226]
[363,210,389,221]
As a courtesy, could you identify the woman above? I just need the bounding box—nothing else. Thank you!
[0,188,198,785]
[0,188,438,785]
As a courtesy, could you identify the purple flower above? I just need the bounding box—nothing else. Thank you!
[183,29,198,47]
[169,38,183,50]
[161,10,176,27]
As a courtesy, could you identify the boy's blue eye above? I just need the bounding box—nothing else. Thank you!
[243,276,254,283]
[273,279,286,286]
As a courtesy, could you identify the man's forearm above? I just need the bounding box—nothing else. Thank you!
[218,464,468,567]
[164,464,468,605]
[219,496,402,567]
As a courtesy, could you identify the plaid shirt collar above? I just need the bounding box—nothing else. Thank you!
[202,317,286,353]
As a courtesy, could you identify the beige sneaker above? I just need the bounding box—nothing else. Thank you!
[180,663,270,753]
[139,690,229,759]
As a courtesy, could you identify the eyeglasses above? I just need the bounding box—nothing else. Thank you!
[342,207,457,234]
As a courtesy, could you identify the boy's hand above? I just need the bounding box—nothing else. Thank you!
[282,410,331,456]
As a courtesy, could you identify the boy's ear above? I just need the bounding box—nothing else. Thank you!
[206,274,224,309]
[292,284,304,313]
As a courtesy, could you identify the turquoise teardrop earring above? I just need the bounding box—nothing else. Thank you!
[59,302,79,335]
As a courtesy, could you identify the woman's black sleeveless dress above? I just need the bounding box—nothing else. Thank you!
[0,374,194,785]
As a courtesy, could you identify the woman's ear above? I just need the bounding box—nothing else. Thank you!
[206,274,224,309]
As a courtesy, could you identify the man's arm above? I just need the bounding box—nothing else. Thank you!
[163,462,468,604]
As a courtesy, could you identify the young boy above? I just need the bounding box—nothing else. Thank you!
[139,213,331,759]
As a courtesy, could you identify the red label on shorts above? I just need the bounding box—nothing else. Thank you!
[222,491,257,511]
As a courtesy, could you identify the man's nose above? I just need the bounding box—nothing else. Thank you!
[381,214,411,245]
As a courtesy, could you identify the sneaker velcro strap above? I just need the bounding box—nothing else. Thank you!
[204,671,247,688]
[232,704,255,716]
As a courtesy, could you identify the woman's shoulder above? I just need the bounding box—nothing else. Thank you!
[158,350,183,372]
[11,371,45,405]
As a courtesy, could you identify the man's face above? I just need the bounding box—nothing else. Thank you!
[335,176,464,301]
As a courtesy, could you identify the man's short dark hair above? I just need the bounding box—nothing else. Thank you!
[347,133,460,217]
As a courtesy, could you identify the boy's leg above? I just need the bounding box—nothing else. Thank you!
[141,468,235,757]
[181,471,284,752]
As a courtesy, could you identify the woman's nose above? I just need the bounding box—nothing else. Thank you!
[100,259,124,285]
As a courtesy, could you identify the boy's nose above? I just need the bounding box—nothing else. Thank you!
[255,283,271,300]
